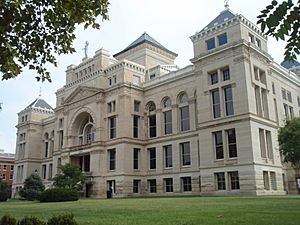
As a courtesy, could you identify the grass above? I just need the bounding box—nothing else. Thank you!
[1,196,300,225]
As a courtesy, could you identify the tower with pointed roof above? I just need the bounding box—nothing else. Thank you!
[12,5,300,198]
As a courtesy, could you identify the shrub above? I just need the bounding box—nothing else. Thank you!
[19,174,45,201]
[40,188,79,202]
[0,179,8,202]
[18,216,45,225]
[0,215,17,225]
[47,214,78,225]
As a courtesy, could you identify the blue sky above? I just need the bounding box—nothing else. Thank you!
[0,0,288,153]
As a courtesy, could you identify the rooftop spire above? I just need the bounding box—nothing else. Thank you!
[224,0,229,9]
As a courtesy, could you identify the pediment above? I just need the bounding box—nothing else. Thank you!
[64,86,103,105]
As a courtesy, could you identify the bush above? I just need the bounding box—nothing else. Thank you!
[18,216,45,225]
[47,214,78,225]
[0,179,8,202]
[19,174,45,201]
[0,215,17,225]
[40,188,79,202]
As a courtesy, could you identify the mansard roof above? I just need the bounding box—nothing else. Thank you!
[113,32,178,57]
[201,8,236,32]
[280,60,300,70]
[24,98,53,111]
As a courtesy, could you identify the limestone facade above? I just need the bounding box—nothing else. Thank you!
[12,8,300,198]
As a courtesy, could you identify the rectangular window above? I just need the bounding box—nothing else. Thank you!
[109,116,116,139]
[59,130,64,149]
[286,91,293,103]
[42,165,47,179]
[224,86,234,116]
[222,68,230,81]
[215,172,226,190]
[263,171,270,190]
[10,174,13,180]
[227,129,237,158]
[214,131,224,159]
[164,110,172,135]
[107,101,116,113]
[10,165,14,171]
[229,171,240,190]
[59,118,64,128]
[283,104,289,120]
[148,179,156,193]
[297,96,300,107]
[164,178,173,192]
[211,89,221,118]
[270,172,277,190]
[133,116,139,138]
[181,177,192,192]
[133,180,141,193]
[259,129,267,158]
[180,106,190,131]
[249,33,254,43]
[210,71,218,85]
[261,88,269,118]
[164,145,172,168]
[218,33,227,46]
[3,165,7,171]
[181,142,191,166]
[272,82,276,94]
[206,38,215,50]
[282,88,287,100]
[133,148,140,170]
[266,131,273,159]
[108,149,116,171]
[289,106,294,119]
[148,148,156,169]
[49,164,53,179]
[44,142,49,158]
[149,115,156,138]
[255,86,262,116]
[256,38,261,48]
[134,100,140,112]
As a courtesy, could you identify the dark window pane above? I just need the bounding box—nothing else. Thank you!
[149,148,156,169]
[164,111,172,135]
[216,172,226,190]
[133,180,140,193]
[223,68,230,81]
[218,33,227,46]
[210,72,218,84]
[133,148,139,169]
[229,171,240,190]
[165,178,173,192]
[110,117,116,139]
[207,38,215,50]
[149,115,156,138]
[180,106,190,131]
[212,90,221,118]
[133,116,139,138]
[214,131,224,159]
[224,86,234,116]
[109,149,116,170]
[182,177,192,192]
[164,145,172,168]
[227,129,237,158]
[148,179,156,193]
[181,142,191,166]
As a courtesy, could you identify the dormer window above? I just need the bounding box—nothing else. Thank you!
[206,38,215,50]
[218,33,227,46]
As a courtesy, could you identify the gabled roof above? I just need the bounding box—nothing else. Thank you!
[25,98,53,111]
[113,32,178,58]
[201,8,236,32]
[280,60,300,70]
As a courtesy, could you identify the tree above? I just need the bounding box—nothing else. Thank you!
[19,173,45,200]
[52,164,84,190]
[278,117,300,168]
[257,0,300,61]
[0,0,110,82]
[0,178,8,202]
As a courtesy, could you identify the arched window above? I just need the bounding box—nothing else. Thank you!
[178,92,190,132]
[163,97,171,108]
[162,97,172,135]
[146,101,156,138]
[78,115,94,145]
[147,101,156,112]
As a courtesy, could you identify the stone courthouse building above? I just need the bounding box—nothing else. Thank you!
[12,7,300,198]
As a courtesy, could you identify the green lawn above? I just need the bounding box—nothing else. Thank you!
[1,196,300,225]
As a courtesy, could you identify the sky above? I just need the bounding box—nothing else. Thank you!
[0,0,289,153]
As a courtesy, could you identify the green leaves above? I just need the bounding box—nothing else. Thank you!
[0,0,110,82]
[278,118,300,168]
[257,1,299,62]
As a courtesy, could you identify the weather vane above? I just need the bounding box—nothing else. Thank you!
[83,41,89,58]
[224,0,229,8]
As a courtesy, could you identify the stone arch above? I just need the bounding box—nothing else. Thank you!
[161,96,172,108]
